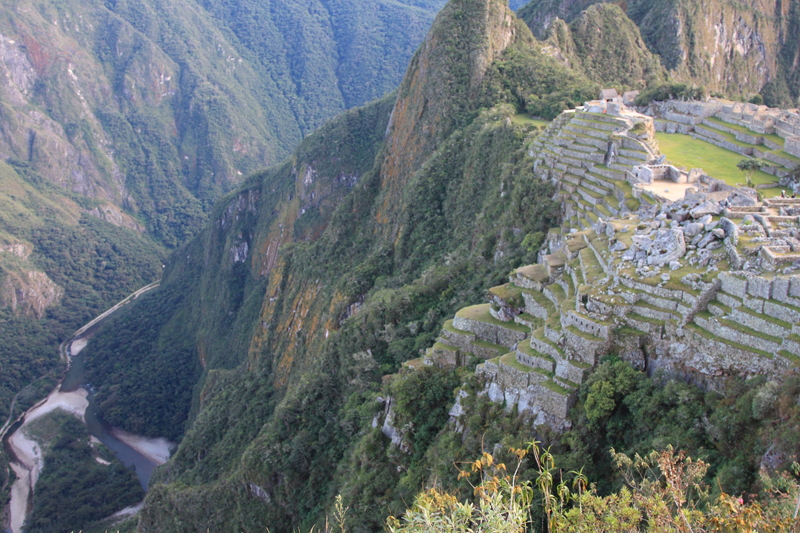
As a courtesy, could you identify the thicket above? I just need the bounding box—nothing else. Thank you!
[634,82,708,105]
[24,414,144,533]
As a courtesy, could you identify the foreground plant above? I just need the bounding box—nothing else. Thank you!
[387,442,800,532]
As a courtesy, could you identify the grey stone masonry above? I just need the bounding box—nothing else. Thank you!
[563,311,612,339]
[453,315,528,346]
[729,307,791,338]
[556,360,588,385]
[439,327,475,351]
[686,328,788,375]
[719,272,748,298]
[564,328,608,365]
[694,314,781,353]
[517,345,556,373]
[530,335,562,361]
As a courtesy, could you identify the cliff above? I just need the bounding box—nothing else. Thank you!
[519,0,800,105]
[72,1,800,531]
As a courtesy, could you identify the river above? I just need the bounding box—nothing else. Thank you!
[2,282,171,533]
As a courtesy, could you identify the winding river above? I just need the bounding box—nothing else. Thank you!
[2,282,172,533]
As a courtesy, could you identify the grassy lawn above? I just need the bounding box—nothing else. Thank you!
[656,133,778,187]
[511,114,550,128]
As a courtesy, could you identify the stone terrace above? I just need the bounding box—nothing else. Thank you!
[412,100,800,431]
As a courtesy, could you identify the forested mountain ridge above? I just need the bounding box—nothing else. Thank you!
[518,0,800,106]
[0,0,447,247]
[0,0,446,513]
[30,0,800,531]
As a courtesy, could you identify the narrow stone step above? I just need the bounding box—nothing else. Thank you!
[685,321,774,359]
[530,326,564,360]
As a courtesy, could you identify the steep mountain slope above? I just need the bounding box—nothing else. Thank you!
[519,0,800,104]
[0,0,446,514]
[77,0,619,529]
[72,1,800,532]
[0,0,446,247]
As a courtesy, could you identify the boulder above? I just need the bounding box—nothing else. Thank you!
[683,222,703,238]
[690,201,722,219]
[697,232,717,249]
[646,228,686,266]
[699,214,713,226]
[712,228,726,239]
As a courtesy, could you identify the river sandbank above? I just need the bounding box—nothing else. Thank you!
[7,388,89,533]
[110,427,172,465]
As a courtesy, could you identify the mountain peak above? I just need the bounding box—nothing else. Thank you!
[377,0,519,230]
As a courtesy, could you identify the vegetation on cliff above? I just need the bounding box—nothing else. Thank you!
[58,0,800,531]
[519,0,800,104]
[23,413,144,533]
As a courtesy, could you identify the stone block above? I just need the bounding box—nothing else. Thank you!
[789,276,800,298]
[720,272,748,298]
[772,277,790,302]
[747,276,772,299]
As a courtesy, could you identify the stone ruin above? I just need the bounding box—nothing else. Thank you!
[383,97,800,444]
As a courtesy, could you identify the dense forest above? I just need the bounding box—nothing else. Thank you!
[23,414,144,533]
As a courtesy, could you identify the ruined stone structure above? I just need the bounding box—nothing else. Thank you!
[410,98,800,433]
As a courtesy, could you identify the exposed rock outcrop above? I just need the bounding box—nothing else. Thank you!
[1,270,63,318]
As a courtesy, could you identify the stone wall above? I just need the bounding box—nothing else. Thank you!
[563,311,611,339]
[452,316,527,345]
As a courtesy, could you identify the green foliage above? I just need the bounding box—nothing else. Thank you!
[24,414,144,533]
[83,281,201,440]
[634,82,708,105]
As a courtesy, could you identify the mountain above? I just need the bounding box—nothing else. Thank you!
[518,0,800,106]
[22,0,800,530]
[80,0,592,529]
[0,0,446,512]
[0,0,447,247]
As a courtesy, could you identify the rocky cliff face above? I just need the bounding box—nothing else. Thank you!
[0,0,446,247]
[519,0,799,103]
[0,270,63,318]
[377,0,521,232]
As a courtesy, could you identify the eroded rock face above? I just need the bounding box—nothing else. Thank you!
[0,271,64,319]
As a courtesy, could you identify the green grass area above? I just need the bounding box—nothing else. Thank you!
[489,284,524,308]
[472,339,509,356]
[404,357,424,369]
[558,377,580,389]
[443,319,475,337]
[455,304,530,333]
[570,359,593,370]
[500,352,537,373]
[515,264,549,283]
[542,380,572,396]
[432,342,458,352]
[777,350,800,367]
[656,133,778,187]
[708,301,732,315]
[511,114,551,128]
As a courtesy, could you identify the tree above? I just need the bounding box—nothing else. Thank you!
[737,158,767,188]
